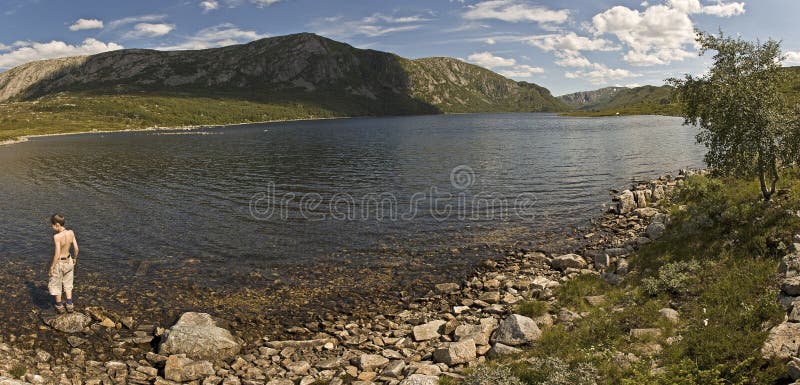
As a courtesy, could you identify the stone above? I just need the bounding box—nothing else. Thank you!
[159,312,242,360]
[478,291,501,304]
[594,254,611,271]
[652,185,666,201]
[781,254,800,277]
[763,322,800,360]
[358,354,389,371]
[433,339,476,366]
[584,296,606,306]
[634,208,659,219]
[617,190,636,214]
[659,308,680,324]
[784,277,800,296]
[0,378,28,385]
[286,361,311,375]
[487,343,523,357]
[99,318,116,328]
[646,221,666,239]
[454,324,491,346]
[42,312,92,333]
[266,380,293,385]
[381,360,405,378]
[790,357,800,380]
[412,320,446,342]
[67,336,87,347]
[492,314,541,346]
[400,374,439,385]
[164,355,214,382]
[435,283,460,294]
[548,254,587,271]
[633,190,648,208]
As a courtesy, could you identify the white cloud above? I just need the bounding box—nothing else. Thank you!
[498,64,544,78]
[565,65,638,85]
[310,13,430,38]
[467,51,516,68]
[200,0,219,12]
[463,0,569,25]
[107,15,167,30]
[0,38,123,70]
[124,23,175,39]
[155,23,267,50]
[250,0,283,6]
[526,32,618,53]
[554,52,594,68]
[69,18,104,31]
[668,0,745,17]
[485,38,496,45]
[786,51,800,66]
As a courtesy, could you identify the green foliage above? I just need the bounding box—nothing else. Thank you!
[510,357,597,385]
[562,85,680,117]
[641,260,701,297]
[621,359,727,385]
[514,300,550,318]
[9,365,25,379]
[670,30,800,200]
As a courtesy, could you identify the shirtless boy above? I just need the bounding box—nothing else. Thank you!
[49,214,79,314]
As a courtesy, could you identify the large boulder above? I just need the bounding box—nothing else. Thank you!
[492,314,541,346]
[646,221,666,239]
[781,254,800,277]
[412,320,446,342]
[762,322,800,360]
[433,339,476,366]
[616,190,636,214]
[159,312,242,361]
[42,312,92,333]
[548,254,587,271]
[783,277,800,296]
[633,190,648,208]
[358,354,389,371]
[164,355,214,382]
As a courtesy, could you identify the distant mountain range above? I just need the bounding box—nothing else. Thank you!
[1,33,799,141]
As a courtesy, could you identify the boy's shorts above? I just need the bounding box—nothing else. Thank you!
[48,257,75,296]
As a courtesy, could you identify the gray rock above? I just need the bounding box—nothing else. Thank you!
[381,360,405,378]
[634,208,659,219]
[434,282,460,294]
[266,380,293,385]
[646,221,666,239]
[594,254,611,271]
[454,324,490,346]
[784,277,800,296]
[358,354,389,371]
[617,190,636,214]
[164,355,214,382]
[790,357,800,380]
[784,254,800,277]
[652,185,666,201]
[762,322,800,360]
[630,328,662,340]
[42,312,91,333]
[659,308,680,324]
[412,320,446,342]
[159,312,242,360]
[548,254,587,271]
[487,343,523,357]
[492,314,541,346]
[433,339,476,365]
[633,190,648,208]
[286,361,311,375]
[400,374,439,385]
[0,377,28,385]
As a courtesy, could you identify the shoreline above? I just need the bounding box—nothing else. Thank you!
[0,168,703,385]
[0,115,353,147]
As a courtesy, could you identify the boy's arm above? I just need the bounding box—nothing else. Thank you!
[72,234,79,262]
[50,235,61,276]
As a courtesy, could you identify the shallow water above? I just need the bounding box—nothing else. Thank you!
[0,113,705,289]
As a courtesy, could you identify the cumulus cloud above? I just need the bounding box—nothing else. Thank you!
[155,23,267,50]
[124,23,175,39]
[463,0,569,25]
[200,0,219,12]
[467,51,543,79]
[467,51,516,68]
[668,0,745,17]
[565,64,638,85]
[526,32,618,53]
[0,38,123,70]
[69,18,104,31]
[786,51,800,66]
[309,13,430,38]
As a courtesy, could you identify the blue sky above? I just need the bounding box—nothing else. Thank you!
[1,0,799,95]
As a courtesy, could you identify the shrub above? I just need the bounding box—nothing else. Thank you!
[10,365,25,379]
[641,260,701,297]
[515,300,549,318]
[462,365,524,385]
[511,357,598,385]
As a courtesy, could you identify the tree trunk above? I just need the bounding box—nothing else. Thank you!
[758,152,772,201]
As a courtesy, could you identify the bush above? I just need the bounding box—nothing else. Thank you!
[510,357,598,385]
[515,300,549,318]
[462,365,524,385]
[641,260,701,297]
[10,365,25,379]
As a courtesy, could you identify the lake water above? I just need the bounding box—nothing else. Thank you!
[0,113,706,289]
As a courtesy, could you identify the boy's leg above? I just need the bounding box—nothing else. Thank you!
[64,261,74,311]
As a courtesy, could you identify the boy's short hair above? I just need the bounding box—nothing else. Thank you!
[50,213,65,226]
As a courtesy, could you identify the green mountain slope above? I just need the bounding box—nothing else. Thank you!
[0,33,570,141]
[558,87,628,110]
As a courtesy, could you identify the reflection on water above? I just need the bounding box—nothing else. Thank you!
[0,113,705,288]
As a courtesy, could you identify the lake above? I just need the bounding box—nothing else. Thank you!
[0,113,705,295]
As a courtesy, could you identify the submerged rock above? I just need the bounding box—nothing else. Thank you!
[159,312,242,361]
[42,312,91,333]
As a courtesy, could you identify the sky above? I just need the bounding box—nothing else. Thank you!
[1,0,800,95]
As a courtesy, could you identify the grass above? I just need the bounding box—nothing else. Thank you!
[9,365,25,379]
[468,171,800,385]
[514,300,550,318]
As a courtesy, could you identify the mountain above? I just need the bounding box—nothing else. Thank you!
[558,87,628,110]
[0,33,570,129]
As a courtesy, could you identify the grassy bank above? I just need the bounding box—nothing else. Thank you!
[459,172,800,384]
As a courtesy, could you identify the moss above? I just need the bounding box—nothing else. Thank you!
[514,300,550,318]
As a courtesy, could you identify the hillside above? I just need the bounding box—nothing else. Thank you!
[562,66,800,117]
[0,33,570,141]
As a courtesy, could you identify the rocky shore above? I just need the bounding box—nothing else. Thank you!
[0,170,699,385]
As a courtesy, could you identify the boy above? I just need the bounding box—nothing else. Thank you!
[49,214,79,314]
